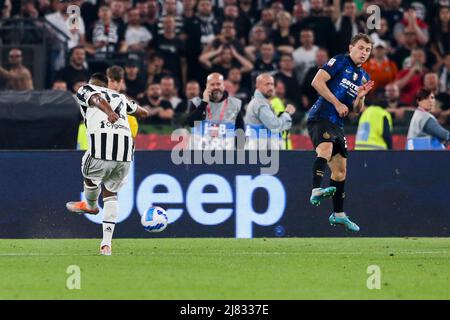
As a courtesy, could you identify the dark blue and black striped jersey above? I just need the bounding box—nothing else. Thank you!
[308,54,370,128]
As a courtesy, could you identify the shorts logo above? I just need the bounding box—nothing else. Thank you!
[323,132,331,139]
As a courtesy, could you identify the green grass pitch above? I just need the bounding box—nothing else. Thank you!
[0,238,449,299]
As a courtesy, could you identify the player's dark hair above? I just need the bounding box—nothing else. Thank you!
[350,33,373,47]
[89,73,108,87]
[106,65,124,82]
[416,88,434,103]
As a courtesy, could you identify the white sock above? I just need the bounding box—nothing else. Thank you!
[84,183,100,210]
[334,212,346,218]
[101,196,118,247]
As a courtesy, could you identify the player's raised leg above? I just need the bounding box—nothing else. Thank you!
[100,186,119,256]
[327,154,359,232]
[66,178,100,215]
[310,142,336,206]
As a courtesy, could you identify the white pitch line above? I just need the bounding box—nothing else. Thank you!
[0,251,449,257]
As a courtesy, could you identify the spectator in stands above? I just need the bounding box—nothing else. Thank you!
[87,5,126,57]
[384,82,414,122]
[332,0,367,54]
[45,0,86,49]
[182,0,197,20]
[251,41,279,84]
[430,5,450,68]
[138,82,174,127]
[393,3,429,47]
[124,60,146,100]
[1,0,11,19]
[199,44,253,79]
[124,8,153,53]
[272,11,295,55]
[244,25,269,62]
[407,88,449,148]
[136,0,159,34]
[146,52,171,86]
[362,40,398,93]
[156,0,183,36]
[274,53,301,108]
[369,17,396,52]
[110,0,127,33]
[205,20,244,54]
[238,0,257,25]
[290,3,307,42]
[383,0,404,31]
[438,53,450,96]
[160,76,183,112]
[149,15,187,86]
[51,79,67,91]
[293,28,319,86]
[223,4,250,43]
[0,48,33,90]
[55,46,90,93]
[396,47,428,105]
[258,8,275,39]
[194,0,221,49]
[297,0,336,56]
[227,67,251,106]
[176,80,201,114]
[302,48,329,110]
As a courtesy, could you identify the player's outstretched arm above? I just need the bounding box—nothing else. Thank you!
[353,80,375,113]
[132,105,151,119]
[88,93,119,124]
[311,69,348,117]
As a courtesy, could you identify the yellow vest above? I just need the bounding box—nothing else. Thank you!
[127,115,139,138]
[77,116,139,150]
[270,97,293,150]
[355,106,393,150]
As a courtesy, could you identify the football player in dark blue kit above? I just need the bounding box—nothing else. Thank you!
[307,33,375,232]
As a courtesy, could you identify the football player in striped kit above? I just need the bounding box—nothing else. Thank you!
[66,73,150,255]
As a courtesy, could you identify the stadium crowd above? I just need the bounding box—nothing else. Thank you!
[0,0,449,136]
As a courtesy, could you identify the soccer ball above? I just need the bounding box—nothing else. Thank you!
[141,206,168,232]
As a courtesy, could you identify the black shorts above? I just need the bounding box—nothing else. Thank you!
[307,119,348,158]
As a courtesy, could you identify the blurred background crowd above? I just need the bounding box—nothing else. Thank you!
[0,0,449,138]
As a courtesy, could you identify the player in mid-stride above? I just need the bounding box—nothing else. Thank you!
[307,33,375,232]
[66,73,149,255]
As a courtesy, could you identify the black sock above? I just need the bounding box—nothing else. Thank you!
[330,179,345,213]
[312,157,328,189]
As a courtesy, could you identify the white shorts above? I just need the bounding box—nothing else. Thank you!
[81,152,131,193]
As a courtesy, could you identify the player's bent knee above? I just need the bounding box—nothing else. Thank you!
[84,178,96,187]
[316,143,333,161]
[331,169,346,181]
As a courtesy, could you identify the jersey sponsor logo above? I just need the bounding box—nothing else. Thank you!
[100,120,130,132]
[340,78,359,96]
[327,58,336,66]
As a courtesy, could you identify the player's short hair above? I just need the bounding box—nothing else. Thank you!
[89,73,108,87]
[106,65,124,82]
[350,33,373,47]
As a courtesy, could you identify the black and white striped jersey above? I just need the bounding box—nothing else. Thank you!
[76,84,138,162]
